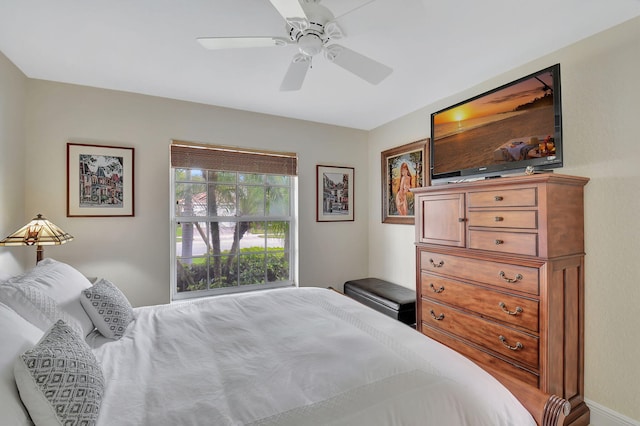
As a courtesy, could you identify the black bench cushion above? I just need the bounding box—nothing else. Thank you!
[343,278,416,325]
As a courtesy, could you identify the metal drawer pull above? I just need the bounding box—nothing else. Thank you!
[494,216,504,222]
[429,258,444,268]
[494,195,504,201]
[499,335,523,351]
[499,302,523,316]
[499,271,523,283]
[429,309,445,321]
[458,217,466,222]
[494,239,504,245]
[429,283,445,293]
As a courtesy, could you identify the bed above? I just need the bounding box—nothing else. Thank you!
[1,259,569,426]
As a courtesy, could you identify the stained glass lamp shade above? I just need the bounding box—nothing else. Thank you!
[0,214,73,263]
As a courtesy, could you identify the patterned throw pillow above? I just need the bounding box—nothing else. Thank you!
[80,279,133,340]
[14,320,104,426]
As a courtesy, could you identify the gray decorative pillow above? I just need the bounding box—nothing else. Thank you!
[14,320,104,426]
[80,279,133,340]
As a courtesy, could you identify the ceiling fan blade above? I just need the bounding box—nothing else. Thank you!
[197,37,289,50]
[269,0,308,22]
[280,54,311,91]
[324,44,392,85]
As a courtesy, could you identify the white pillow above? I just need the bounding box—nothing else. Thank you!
[0,284,84,336]
[14,320,105,426]
[80,278,134,340]
[5,259,94,336]
[0,302,43,426]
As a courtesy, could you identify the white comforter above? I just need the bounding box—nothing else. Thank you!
[88,287,535,426]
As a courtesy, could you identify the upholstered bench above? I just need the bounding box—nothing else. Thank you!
[343,278,416,326]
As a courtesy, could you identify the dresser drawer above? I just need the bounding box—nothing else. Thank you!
[420,324,539,387]
[467,187,537,208]
[421,300,539,369]
[468,229,538,256]
[467,210,537,229]
[420,251,539,295]
[420,273,539,332]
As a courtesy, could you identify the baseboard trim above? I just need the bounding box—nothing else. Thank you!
[586,399,640,426]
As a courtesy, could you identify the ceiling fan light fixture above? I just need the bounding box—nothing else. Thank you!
[297,33,323,56]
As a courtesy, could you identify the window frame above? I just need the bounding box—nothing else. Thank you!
[170,142,298,301]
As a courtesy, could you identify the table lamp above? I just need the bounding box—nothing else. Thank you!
[0,214,74,264]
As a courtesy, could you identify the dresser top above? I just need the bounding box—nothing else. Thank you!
[413,173,589,194]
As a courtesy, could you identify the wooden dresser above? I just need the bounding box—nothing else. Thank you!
[412,173,589,426]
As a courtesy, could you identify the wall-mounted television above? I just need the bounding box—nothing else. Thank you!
[430,64,563,184]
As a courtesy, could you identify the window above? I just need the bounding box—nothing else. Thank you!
[170,141,297,300]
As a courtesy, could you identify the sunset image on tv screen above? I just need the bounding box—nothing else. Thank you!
[432,68,557,176]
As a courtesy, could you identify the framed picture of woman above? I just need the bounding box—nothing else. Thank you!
[381,139,428,224]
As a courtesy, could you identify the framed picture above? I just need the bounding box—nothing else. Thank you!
[316,165,354,222]
[67,142,135,217]
[381,138,428,224]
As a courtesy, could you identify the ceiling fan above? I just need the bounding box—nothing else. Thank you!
[197,0,393,91]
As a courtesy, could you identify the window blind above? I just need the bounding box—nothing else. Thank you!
[170,141,297,176]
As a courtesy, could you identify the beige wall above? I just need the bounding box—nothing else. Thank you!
[15,80,370,306]
[368,16,640,422]
[0,51,28,274]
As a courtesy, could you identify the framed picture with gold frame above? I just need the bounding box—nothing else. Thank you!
[381,138,428,224]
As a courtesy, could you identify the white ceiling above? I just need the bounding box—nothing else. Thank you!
[2,0,640,130]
